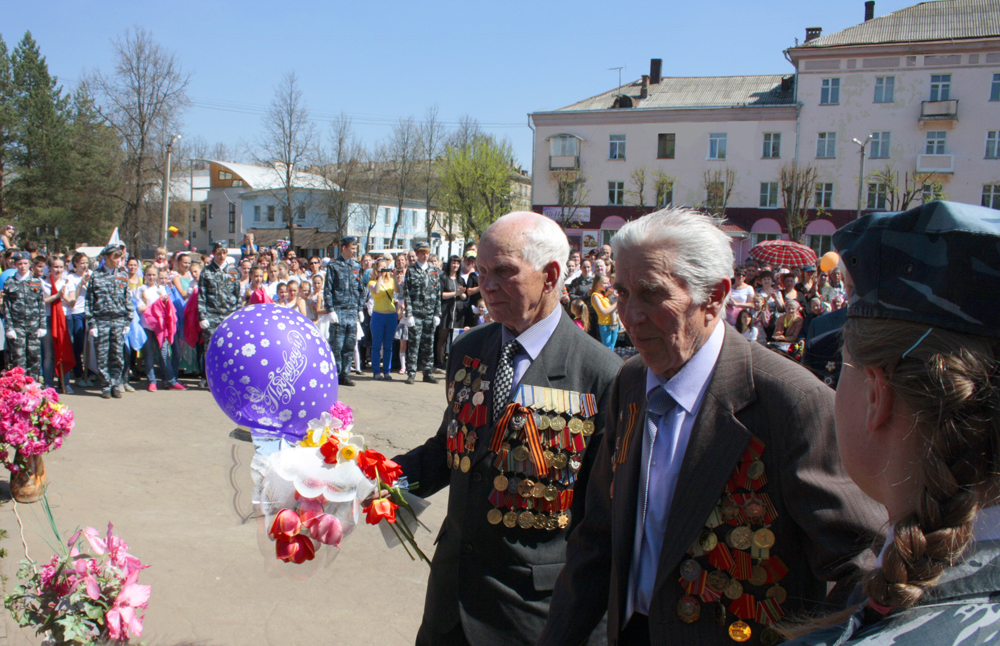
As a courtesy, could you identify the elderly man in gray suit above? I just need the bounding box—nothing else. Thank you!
[393,211,622,646]
[540,207,885,646]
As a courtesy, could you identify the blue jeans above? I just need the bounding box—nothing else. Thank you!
[67,312,87,379]
[599,324,618,350]
[142,330,176,386]
[370,311,396,376]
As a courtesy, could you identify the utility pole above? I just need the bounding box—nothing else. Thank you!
[161,133,183,249]
[852,135,873,219]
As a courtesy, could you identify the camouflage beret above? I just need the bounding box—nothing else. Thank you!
[12,251,30,261]
[100,244,121,256]
[833,200,1000,339]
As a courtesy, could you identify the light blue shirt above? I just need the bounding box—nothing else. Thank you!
[626,321,725,622]
[500,305,563,400]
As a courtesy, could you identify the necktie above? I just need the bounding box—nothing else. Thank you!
[493,339,522,421]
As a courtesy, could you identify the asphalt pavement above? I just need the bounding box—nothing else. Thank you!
[0,370,450,646]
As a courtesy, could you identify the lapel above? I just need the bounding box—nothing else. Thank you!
[651,324,757,599]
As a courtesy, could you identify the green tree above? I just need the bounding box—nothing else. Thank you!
[0,35,15,221]
[438,133,516,240]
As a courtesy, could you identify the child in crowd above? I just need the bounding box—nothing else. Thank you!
[136,265,184,391]
[569,299,590,333]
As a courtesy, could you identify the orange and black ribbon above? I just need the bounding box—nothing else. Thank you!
[490,403,519,453]
[616,403,642,465]
[521,409,547,474]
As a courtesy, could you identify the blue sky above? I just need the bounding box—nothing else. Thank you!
[6,0,916,168]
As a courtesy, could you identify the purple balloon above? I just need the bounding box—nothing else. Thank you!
[206,303,339,441]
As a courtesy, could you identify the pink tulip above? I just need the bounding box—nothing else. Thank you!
[297,499,324,525]
[304,513,343,547]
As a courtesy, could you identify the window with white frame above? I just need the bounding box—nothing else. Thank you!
[874,76,895,103]
[549,135,579,157]
[867,183,888,210]
[992,74,1000,102]
[253,205,261,222]
[759,182,779,208]
[708,133,727,160]
[870,131,891,159]
[762,133,781,159]
[805,234,833,256]
[750,232,780,246]
[609,134,626,160]
[930,74,951,101]
[984,185,1000,209]
[219,171,233,181]
[987,131,1000,159]
[815,182,833,208]
[922,184,943,203]
[608,181,625,205]
[816,132,837,158]
[926,131,947,155]
[820,78,840,105]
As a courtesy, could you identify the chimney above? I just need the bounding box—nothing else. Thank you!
[650,58,662,84]
[805,27,822,42]
[640,75,649,99]
[864,1,875,21]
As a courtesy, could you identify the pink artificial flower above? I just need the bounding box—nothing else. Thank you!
[303,513,343,547]
[327,402,354,428]
[74,558,101,600]
[83,526,106,555]
[105,569,150,641]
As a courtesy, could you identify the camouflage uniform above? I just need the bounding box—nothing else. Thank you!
[402,262,441,378]
[197,260,241,340]
[85,265,134,392]
[3,275,45,381]
[323,256,365,373]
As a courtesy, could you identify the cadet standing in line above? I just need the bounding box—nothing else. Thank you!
[198,242,241,385]
[402,240,441,385]
[3,251,46,382]
[85,245,134,399]
[323,236,365,387]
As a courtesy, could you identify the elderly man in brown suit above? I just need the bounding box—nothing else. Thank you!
[539,207,885,646]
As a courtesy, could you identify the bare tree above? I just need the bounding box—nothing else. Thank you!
[778,163,820,242]
[627,166,649,209]
[355,144,392,253]
[867,163,946,212]
[652,170,676,208]
[418,105,446,244]
[387,116,419,248]
[701,167,737,218]
[255,71,316,244]
[319,113,363,243]
[446,114,482,150]
[89,26,190,248]
[550,169,590,227]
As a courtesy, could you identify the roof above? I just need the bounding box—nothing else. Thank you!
[554,75,794,112]
[202,160,333,192]
[800,0,1000,48]
[146,170,210,203]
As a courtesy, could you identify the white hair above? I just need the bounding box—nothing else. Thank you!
[611,206,733,304]
[492,212,569,288]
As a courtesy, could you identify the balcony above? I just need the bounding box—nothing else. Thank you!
[917,154,954,173]
[549,155,579,170]
[920,99,958,121]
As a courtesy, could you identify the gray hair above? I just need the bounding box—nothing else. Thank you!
[494,212,569,288]
[611,206,733,304]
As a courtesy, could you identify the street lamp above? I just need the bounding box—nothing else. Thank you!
[161,133,183,249]
[852,135,873,219]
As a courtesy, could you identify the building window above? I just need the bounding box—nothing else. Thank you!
[815,182,833,208]
[750,232,780,246]
[656,181,674,207]
[253,205,261,222]
[412,210,419,226]
[762,133,781,159]
[232,179,243,187]
[820,78,840,105]
[805,234,833,256]
[867,183,888,210]
[208,204,213,219]
[266,205,275,222]
[219,171,233,181]
[657,133,675,159]
[228,211,235,234]
[816,132,837,158]
[987,131,1000,159]
[930,74,951,101]
[874,76,895,103]
[870,131,891,159]
[708,133,727,160]
[384,208,390,225]
[991,74,1000,101]
[549,135,579,157]
[759,182,779,208]
[984,185,1000,209]
[922,184,943,203]
[609,134,626,160]
[608,181,625,205]
[295,206,305,221]
[926,131,947,154]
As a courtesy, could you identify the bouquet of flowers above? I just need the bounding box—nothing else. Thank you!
[5,498,151,645]
[0,367,74,474]
[253,402,429,572]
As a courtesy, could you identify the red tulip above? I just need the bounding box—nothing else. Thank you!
[269,509,301,541]
[320,438,340,464]
[304,513,343,547]
[364,497,398,525]
[297,499,324,525]
[275,535,316,564]
[358,450,404,486]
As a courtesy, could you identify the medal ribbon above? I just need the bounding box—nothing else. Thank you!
[520,409,547,474]
[489,403,519,452]
[728,593,757,621]
[756,598,784,626]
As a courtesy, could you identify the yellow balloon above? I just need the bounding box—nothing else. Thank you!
[819,251,840,273]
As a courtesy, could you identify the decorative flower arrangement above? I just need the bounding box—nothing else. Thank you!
[4,498,151,645]
[785,340,805,362]
[255,402,428,568]
[0,367,74,473]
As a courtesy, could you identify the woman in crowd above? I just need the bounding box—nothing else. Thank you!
[368,257,398,380]
[735,308,758,342]
[728,266,755,324]
[436,255,460,371]
[41,255,70,391]
[125,257,143,291]
[783,204,1000,645]
[772,298,804,344]
[64,252,92,387]
[589,274,618,350]
[393,265,408,374]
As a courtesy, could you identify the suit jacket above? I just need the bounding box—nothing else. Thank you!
[393,310,623,646]
[540,324,886,646]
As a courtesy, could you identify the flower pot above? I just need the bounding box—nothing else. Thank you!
[10,454,46,503]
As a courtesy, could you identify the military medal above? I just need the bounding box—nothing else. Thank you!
[552,452,569,469]
[518,511,535,529]
[753,528,775,550]
[743,496,765,523]
[749,565,768,587]
[721,498,739,521]
[699,530,718,552]
[460,456,471,473]
[533,513,548,530]
[766,585,786,604]
[472,377,482,392]
[568,417,584,434]
[512,445,530,462]
[531,481,546,498]
[549,415,567,432]
[728,621,752,642]
[677,595,701,623]
[557,511,570,528]
[494,474,508,491]
[544,484,559,501]
[542,449,555,467]
[511,414,526,432]
[472,391,484,406]
[747,460,765,481]
[453,453,461,469]
[582,420,595,436]
[517,479,534,497]
[568,454,582,472]
[537,414,551,430]
[455,368,467,383]
[706,570,730,593]
[680,559,702,582]
[487,509,503,525]
[502,511,518,528]
[727,526,752,551]
[724,578,744,601]
[448,383,455,402]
